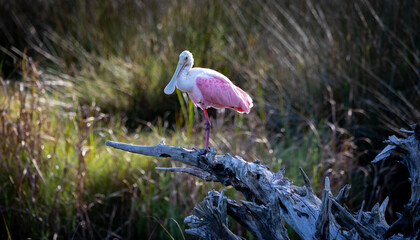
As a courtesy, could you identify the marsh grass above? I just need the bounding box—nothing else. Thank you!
[1,0,419,238]
[0,60,221,239]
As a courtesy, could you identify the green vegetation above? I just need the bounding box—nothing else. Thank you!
[1,0,418,239]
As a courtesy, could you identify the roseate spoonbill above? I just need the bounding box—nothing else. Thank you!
[164,50,253,153]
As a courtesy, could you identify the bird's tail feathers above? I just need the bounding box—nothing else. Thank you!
[234,86,253,114]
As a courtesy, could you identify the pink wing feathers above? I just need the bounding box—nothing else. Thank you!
[195,75,253,113]
[233,86,253,112]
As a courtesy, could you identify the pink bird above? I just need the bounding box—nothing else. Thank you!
[164,50,253,153]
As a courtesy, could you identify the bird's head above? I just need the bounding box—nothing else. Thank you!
[164,50,194,94]
[179,50,194,66]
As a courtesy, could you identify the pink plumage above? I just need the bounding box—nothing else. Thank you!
[194,76,252,113]
[164,50,253,152]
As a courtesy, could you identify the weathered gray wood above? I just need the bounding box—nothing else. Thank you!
[372,124,420,239]
[184,190,242,240]
[105,123,419,240]
[105,140,204,167]
[155,167,219,182]
[186,190,290,240]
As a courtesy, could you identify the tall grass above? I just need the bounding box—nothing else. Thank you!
[220,0,419,204]
[0,59,220,238]
[1,0,419,238]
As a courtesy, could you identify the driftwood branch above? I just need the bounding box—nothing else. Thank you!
[372,124,420,238]
[184,189,242,240]
[155,167,219,182]
[106,124,420,240]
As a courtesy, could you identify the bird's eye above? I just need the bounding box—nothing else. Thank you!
[185,57,188,60]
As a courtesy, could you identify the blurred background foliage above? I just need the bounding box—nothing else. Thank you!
[0,0,419,239]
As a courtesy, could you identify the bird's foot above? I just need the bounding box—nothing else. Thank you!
[193,148,209,156]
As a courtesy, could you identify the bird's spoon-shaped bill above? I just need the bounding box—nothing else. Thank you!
[164,61,185,95]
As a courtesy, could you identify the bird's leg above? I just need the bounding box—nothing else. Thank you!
[194,109,211,156]
[203,109,211,151]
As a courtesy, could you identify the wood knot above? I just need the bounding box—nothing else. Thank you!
[213,163,225,174]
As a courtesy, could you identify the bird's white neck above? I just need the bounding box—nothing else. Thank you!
[175,63,194,92]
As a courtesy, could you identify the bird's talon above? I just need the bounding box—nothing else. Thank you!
[194,148,209,156]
